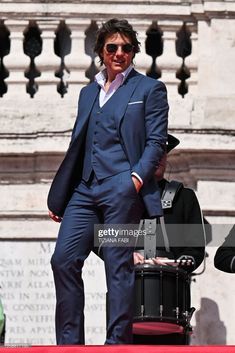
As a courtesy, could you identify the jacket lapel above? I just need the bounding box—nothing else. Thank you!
[114,69,143,128]
[71,70,143,142]
[72,82,100,141]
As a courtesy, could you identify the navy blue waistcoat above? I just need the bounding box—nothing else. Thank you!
[82,94,130,181]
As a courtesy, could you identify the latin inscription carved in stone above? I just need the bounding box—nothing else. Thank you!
[0,241,106,345]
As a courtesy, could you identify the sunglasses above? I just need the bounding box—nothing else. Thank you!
[105,43,134,54]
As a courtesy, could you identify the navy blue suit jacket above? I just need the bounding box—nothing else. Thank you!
[47,69,168,218]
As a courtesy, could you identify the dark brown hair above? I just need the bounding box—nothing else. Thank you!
[94,18,141,65]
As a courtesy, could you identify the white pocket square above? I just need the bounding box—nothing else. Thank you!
[128,101,143,105]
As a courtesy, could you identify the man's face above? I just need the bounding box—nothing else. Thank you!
[101,32,135,80]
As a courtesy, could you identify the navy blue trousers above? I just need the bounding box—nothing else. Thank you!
[51,170,145,345]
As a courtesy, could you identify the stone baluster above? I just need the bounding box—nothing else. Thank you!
[54,20,71,97]
[84,20,99,83]
[175,22,192,98]
[156,24,182,87]
[23,20,42,98]
[145,21,163,79]
[0,20,10,97]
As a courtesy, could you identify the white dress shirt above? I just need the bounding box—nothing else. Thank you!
[95,65,133,107]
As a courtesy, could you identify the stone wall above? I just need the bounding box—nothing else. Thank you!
[0,0,235,345]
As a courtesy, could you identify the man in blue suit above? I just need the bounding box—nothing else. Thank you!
[48,18,168,345]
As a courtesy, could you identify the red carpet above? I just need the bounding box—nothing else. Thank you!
[1,346,235,353]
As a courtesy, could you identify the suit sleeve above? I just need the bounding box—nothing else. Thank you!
[214,226,235,273]
[131,80,168,183]
[172,188,206,272]
[47,87,86,217]
[70,87,85,145]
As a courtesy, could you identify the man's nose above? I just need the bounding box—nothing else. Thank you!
[116,46,124,55]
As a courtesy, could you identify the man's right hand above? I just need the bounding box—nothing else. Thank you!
[48,210,62,223]
[133,252,145,265]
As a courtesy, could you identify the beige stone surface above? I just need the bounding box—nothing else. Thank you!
[191,246,235,345]
[0,0,235,345]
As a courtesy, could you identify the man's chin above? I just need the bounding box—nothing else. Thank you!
[112,64,126,71]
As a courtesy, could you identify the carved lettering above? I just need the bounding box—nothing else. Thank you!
[8,327,26,334]
[39,242,54,255]
[0,241,106,345]
[29,270,50,277]
[86,304,106,311]
[0,281,22,289]
[0,270,24,277]
[27,281,54,289]
[0,259,22,266]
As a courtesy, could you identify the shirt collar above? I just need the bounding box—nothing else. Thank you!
[95,65,133,87]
